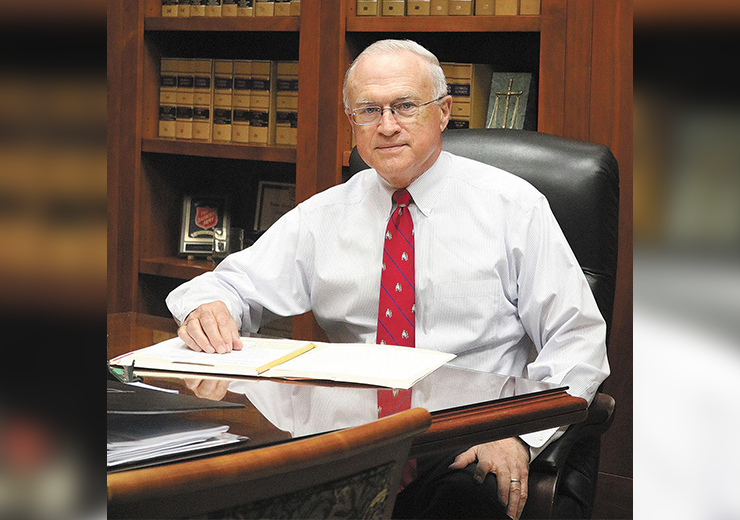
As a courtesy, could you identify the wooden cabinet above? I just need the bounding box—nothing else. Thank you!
[109,0,598,340]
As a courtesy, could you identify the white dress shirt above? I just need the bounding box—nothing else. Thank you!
[166,151,610,456]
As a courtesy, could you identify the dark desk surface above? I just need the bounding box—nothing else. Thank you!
[108,312,587,468]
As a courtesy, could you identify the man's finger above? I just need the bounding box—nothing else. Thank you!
[495,467,512,507]
[448,448,476,470]
[515,477,528,520]
[199,314,228,353]
[178,324,209,353]
[185,319,216,353]
[507,480,522,519]
[215,313,239,353]
[231,330,243,350]
[473,458,493,485]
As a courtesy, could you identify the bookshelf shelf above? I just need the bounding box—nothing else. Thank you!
[144,16,301,32]
[140,257,214,280]
[346,15,541,32]
[141,138,297,163]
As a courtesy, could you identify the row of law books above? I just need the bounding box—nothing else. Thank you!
[158,58,299,147]
[442,62,493,129]
[356,0,539,16]
[162,0,300,17]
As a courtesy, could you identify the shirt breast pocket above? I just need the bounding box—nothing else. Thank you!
[428,280,500,349]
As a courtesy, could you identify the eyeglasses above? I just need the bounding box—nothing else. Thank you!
[348,96,446,126]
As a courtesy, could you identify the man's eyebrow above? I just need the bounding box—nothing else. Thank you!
[354,93,418,106]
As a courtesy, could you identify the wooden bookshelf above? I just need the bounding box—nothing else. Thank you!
[144,16,301,32]
[139,257,214,280]
[141,138,297,163]
[346,14,541,32]
[112,0,573,339]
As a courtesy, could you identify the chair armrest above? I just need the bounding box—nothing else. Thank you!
[530,393,615,474]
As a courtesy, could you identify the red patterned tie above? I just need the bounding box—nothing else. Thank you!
[377,189,417,489]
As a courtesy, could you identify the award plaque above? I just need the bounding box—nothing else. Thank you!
[180,195,230,256]
[486,73,532,130]
[254,181,295,231]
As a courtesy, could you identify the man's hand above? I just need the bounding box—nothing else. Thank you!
[448,437,530,520]
[177,301,243,353]
[183,378,230,401]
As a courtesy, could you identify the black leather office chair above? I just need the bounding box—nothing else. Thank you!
[349,128,618,519]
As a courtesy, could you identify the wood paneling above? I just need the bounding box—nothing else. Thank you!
[588,0,633,480]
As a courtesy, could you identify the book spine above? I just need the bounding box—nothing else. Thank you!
[177,0,191,17]
[248,60,274,145]
[275,61,298,146]
[407,0,430,15]
[175,59,195,140]
[382,0,405,15]
[212,60,233,142]
[205,0,222,16]
[475,0,494,15]
[255,0,275,16]
[232,60,252,144]
[274,0,291,16]
[289,0,300,16]
[469,63,493,128]
[519,0,540,15]
[191,0,206,16]
[442,62,468,129]
[357,0,379,15]
[222,0,238,16]
[158,57,178,138]
[494,0,518,15]
[430,0,448,15]
[236,0,254,16]
[162,0,178,17]
[449,0,472,15]
[192,58,213,141]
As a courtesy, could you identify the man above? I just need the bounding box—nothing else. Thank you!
[167,40,609,519]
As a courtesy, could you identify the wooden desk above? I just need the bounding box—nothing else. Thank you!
[108,312,587,465]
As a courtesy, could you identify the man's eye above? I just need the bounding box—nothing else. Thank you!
[395,102,416,111]
[361,106,381,115]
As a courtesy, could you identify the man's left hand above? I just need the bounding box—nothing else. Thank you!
[448,437,530,520]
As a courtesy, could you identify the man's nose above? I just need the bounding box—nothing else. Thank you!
[376,108,400,135]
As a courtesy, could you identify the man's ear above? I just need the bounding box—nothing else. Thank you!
[345,109,355,134]
[438,95,452,132]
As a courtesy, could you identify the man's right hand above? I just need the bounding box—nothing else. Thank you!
[177,301,243,354]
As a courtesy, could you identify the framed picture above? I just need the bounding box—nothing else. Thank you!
[180,194,230,256]
[254,181,296,231]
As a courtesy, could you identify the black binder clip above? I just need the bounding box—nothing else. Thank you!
[107,360,143,383]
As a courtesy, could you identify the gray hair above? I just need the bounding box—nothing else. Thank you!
[342,39,448,109]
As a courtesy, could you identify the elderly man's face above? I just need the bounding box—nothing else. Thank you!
[345,51,452,188]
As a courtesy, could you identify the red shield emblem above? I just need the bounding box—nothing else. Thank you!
[195,206,218,230]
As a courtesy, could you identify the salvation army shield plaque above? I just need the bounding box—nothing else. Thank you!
[180,195,230,256]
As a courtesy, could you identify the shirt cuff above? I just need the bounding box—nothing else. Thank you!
[519,426,565,461]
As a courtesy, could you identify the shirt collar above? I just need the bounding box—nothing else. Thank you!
[406,151,450,217]
[372,150,450,219]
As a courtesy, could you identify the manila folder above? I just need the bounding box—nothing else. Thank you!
[110,336,455,389]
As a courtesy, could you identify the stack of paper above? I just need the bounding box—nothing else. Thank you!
[107,415,245,468]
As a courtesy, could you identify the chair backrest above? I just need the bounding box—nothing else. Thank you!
[108,407,432,519]
[349,129,620,336]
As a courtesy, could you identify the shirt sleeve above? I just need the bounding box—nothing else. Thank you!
[513,196,610,453]
[165,205,313,333]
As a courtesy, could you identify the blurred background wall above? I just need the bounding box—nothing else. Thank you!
[634,1,740,519]
[0,2,104,520]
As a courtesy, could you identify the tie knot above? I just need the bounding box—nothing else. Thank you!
[393,189,412,208]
